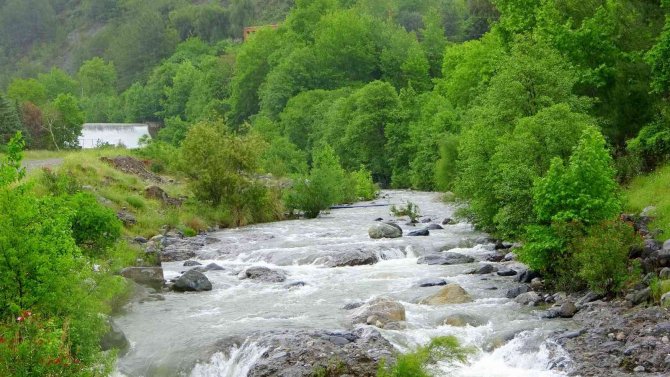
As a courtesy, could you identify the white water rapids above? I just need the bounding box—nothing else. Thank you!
[114,191,574,377]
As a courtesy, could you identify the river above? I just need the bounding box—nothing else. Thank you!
[114,191,573,377]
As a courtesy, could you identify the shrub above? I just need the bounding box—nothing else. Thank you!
[573,220,642,295]
[350,166,378,201]
[377,336,472,377]
[182,227,197,237]
[125,195,146,209]
[627,119,670,171]
[67,192,123,254]
[390,201,420,223]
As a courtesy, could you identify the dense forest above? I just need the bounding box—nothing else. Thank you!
[3,0,670,375]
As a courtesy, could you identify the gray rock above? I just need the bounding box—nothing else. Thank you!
[173,270,212,292]
[442,218,456,225]
[420,217,432,223]
[100,319,130,356]
[415,278,448,287]
[660,267,670,280]
[241,266,287,283]
[419,284,472,305]
[193,262,225,272]
[443,313,485,327]
[285,281,307,289]
[515,292,542,306]
[342,302,364,310]
[663,239,670,251]
[323,249,378,267]
[408,229,430,236]
[350,297,406,328]
[247,328,395,377]
[517,270,541,283]
[368,223,402,239]
[496,266,517,276]
[425,223,444,230]
[633,366,645,373]
[417,252,475,265]
[183,260,202,267]
[559,302,578,318]
[661,292,670,307]
[503,252,516,261]
[117,210,136,226]
[120,267,164,289]
[576,291,603,307]
[530,278,544,291]
[506,285,530,299]
[626,287,651,305]
[469,264,497,275]
[160,236,207,262]
[133,236,148,244]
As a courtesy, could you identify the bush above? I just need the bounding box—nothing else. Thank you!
[628,117,670,171]
[284,145,348,218]
[377,336,472,377]
[390,201,420,223]
[67,192,123,254]
[349,166,377,201]
[182,227,197,237]
[573,220,642,295]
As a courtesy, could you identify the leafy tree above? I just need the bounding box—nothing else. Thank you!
[37,68,79,100]
[0,92,23,144]
[43,94,84,150]
[6,78,47,105]
[78,57,118,97]
[533,126,620,225]
[0,0,56,52]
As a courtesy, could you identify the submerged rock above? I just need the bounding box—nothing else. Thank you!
[183,260,202,267]
[247,328,395,377]
[417,252,475,266]
[350,297,406,328]
[468,264,497,275]
[241,266,287,283]
[173,270,212,292]
[415,278,448,287]
[100,318,130,356]
[408,228,430,236]
[442,313,485,327]
[419,283,472,305]
[368,223,402,239]
[425,223,444,230]
[322,249,379,267]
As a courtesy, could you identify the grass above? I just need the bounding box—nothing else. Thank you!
[24,148,219,239]
[624,163,670,238]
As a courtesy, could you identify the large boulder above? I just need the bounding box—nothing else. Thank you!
[100,318,130,356]
[350,297,406,328]
[408,228,430,236]
[514,292,542,306]
[419,284,472,305]
[173,270,212,292]
[241,266,287,283]
[417,252,475,266]
[368,223,402,239]
[322,250,378,267]
[247,328,395,377]
[120,267,164,289]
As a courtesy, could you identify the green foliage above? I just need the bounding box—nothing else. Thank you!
[0,132,26,186]
[349,167,378,201]
[627,117,670,171]
[43,94,85,150]
[624,162,670,238]
[533,127,620,224]
[390,201,421,223]
[284,144,347,218]
[66,192,123,254]
[0,93,24,144]
[377,336,472,377]
[573,220,641,295]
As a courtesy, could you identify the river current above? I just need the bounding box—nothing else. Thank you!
[114,191,573,377]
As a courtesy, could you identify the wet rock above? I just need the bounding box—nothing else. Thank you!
[368,223,402,239]
[442,313,484,327]
[241,266,287,283]
[247,328,395,377]
[193,263,225,272]
[100,318,130,356]
[350,297,406,328]
[661,292,670,307]
[133,236,148,244]
[506,285,530,299]
[559,302,578,318]
[408,228,430,236]
[343,302,364,310]
[419,284,472,305]
[483,330,521,352]
[442,218,456,225]
[285,281,307,289]
[160,235,208,262]
[503,252,516,261]
[373,217,383,221]
[420,217,432,223]
[415,278,448,287]
[530,278,544,291]
[626,287,651,306]
[183,260,202,267]
[323,250,378,267]
[173,270,212,292]
[425,223,444,230]
[576,291,602,307]
[517,269,541,283]
[496,266,517,277]
[417,252,475,266]
[515,292,542,306]
[120,267,164,289]
[468,264,497,275]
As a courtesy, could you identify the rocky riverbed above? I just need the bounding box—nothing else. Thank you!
[113,191,642,377]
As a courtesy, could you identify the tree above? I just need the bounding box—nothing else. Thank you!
[0,92,23,144]
[37,68,79,100]
[78,57,118,97]
[7,78,47,105]
[43,94,84,150]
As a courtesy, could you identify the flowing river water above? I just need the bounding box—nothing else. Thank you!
[114,191,574,377]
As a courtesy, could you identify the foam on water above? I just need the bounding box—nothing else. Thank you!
[190,342,268,377]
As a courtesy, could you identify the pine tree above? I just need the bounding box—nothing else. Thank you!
[0,93,23,144]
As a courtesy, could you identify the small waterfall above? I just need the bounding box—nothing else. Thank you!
[190,342,268,377]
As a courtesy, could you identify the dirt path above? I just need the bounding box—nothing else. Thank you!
[22,158,64,172]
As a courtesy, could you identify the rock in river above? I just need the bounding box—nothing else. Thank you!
[443,313,485,327]
[415,277,448,287]
[120,267,164,289]
[321,249,379,267]
[241,266,287,283]
[419,283,472,305]
[417,252,475,265]
[172,270,212,292]
[247,328,395,377]
[350,297,406,328]
[368,222,402,239]
[408,228,430,236]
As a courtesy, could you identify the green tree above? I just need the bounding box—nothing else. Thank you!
[43,94,84,150]
[0,93,24,144]
[37,68,79,100]
[7,78,47,105]
[78,57,118,97]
